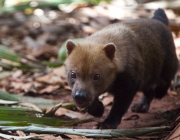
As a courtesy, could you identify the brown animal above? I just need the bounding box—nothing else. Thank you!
[64,9,178,129]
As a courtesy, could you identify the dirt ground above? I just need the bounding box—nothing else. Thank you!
[54,90,180,130]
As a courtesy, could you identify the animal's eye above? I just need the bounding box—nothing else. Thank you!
[71,72,76,79]
[94,74,100,80]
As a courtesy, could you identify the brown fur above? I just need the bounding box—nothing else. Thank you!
[65,42,117,108]
[64,9,178,129]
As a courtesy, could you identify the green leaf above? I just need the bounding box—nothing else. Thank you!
[43,61,64,68]
[0,45,20,62]
[0,0,5,14]
[1,0,111,13]
[0,90,61,108]
[16,64,34,70]
[0,45,44,70]
[0,90,19,101]
[0,106,77,126]
[1,0,84,13]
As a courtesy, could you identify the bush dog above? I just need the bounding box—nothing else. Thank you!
[64,9,178,129]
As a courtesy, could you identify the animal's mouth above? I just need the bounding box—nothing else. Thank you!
[76,106,86,111]
[76,102,89,110]
[76,102,86,108]
[75,101,92,111]
[72,92,94,111]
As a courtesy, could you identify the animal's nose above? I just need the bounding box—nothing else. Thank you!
[74,91,87,102]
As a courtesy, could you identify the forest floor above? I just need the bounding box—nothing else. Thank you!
[1,0,180,139]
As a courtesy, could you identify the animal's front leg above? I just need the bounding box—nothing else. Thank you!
[87,98,104,117]
[96,90,136,129]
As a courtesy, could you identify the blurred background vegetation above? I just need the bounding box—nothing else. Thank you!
[0,0,110,13]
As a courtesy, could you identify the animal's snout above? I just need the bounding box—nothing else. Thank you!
[74,91,87,103]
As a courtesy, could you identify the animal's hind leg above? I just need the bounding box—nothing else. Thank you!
[131,85,155,113]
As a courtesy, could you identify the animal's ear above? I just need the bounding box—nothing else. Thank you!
[103,43,116,60]
[66,40,76,55]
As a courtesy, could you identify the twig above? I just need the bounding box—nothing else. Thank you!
[0,125,171,138]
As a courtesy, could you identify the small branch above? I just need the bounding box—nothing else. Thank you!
[0,125,171,138]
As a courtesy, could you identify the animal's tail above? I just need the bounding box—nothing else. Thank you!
[152,8,168,26]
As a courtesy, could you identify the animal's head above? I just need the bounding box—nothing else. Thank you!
[64,40,117,110]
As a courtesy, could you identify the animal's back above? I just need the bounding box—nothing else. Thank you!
[85,17,178,96]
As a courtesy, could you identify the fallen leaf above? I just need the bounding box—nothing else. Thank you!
[168,89,177,96]
[45,102,63,116]
[175,38,180,48]
[11,82,23,90]
[19,102,42,112]
[55,107,85,119]
[66,134,92,140]
[0,133,38,140]
[0,71,11,79]
[99,92,108,100]
[64,85,71,90]
[82,25,97,34]
[36,73,54,83]
[30,133,63,140]
[16,130,26,137]
[52,66,66,77]
[165,123,180,140]
[12,70,23,78]
[39,85,60,94]
[101,94,113,106]
[36,73,65,85]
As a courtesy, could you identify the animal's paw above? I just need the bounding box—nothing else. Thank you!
[131,103,149,113]
[87,99,104,117]
[93,121,119,129]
